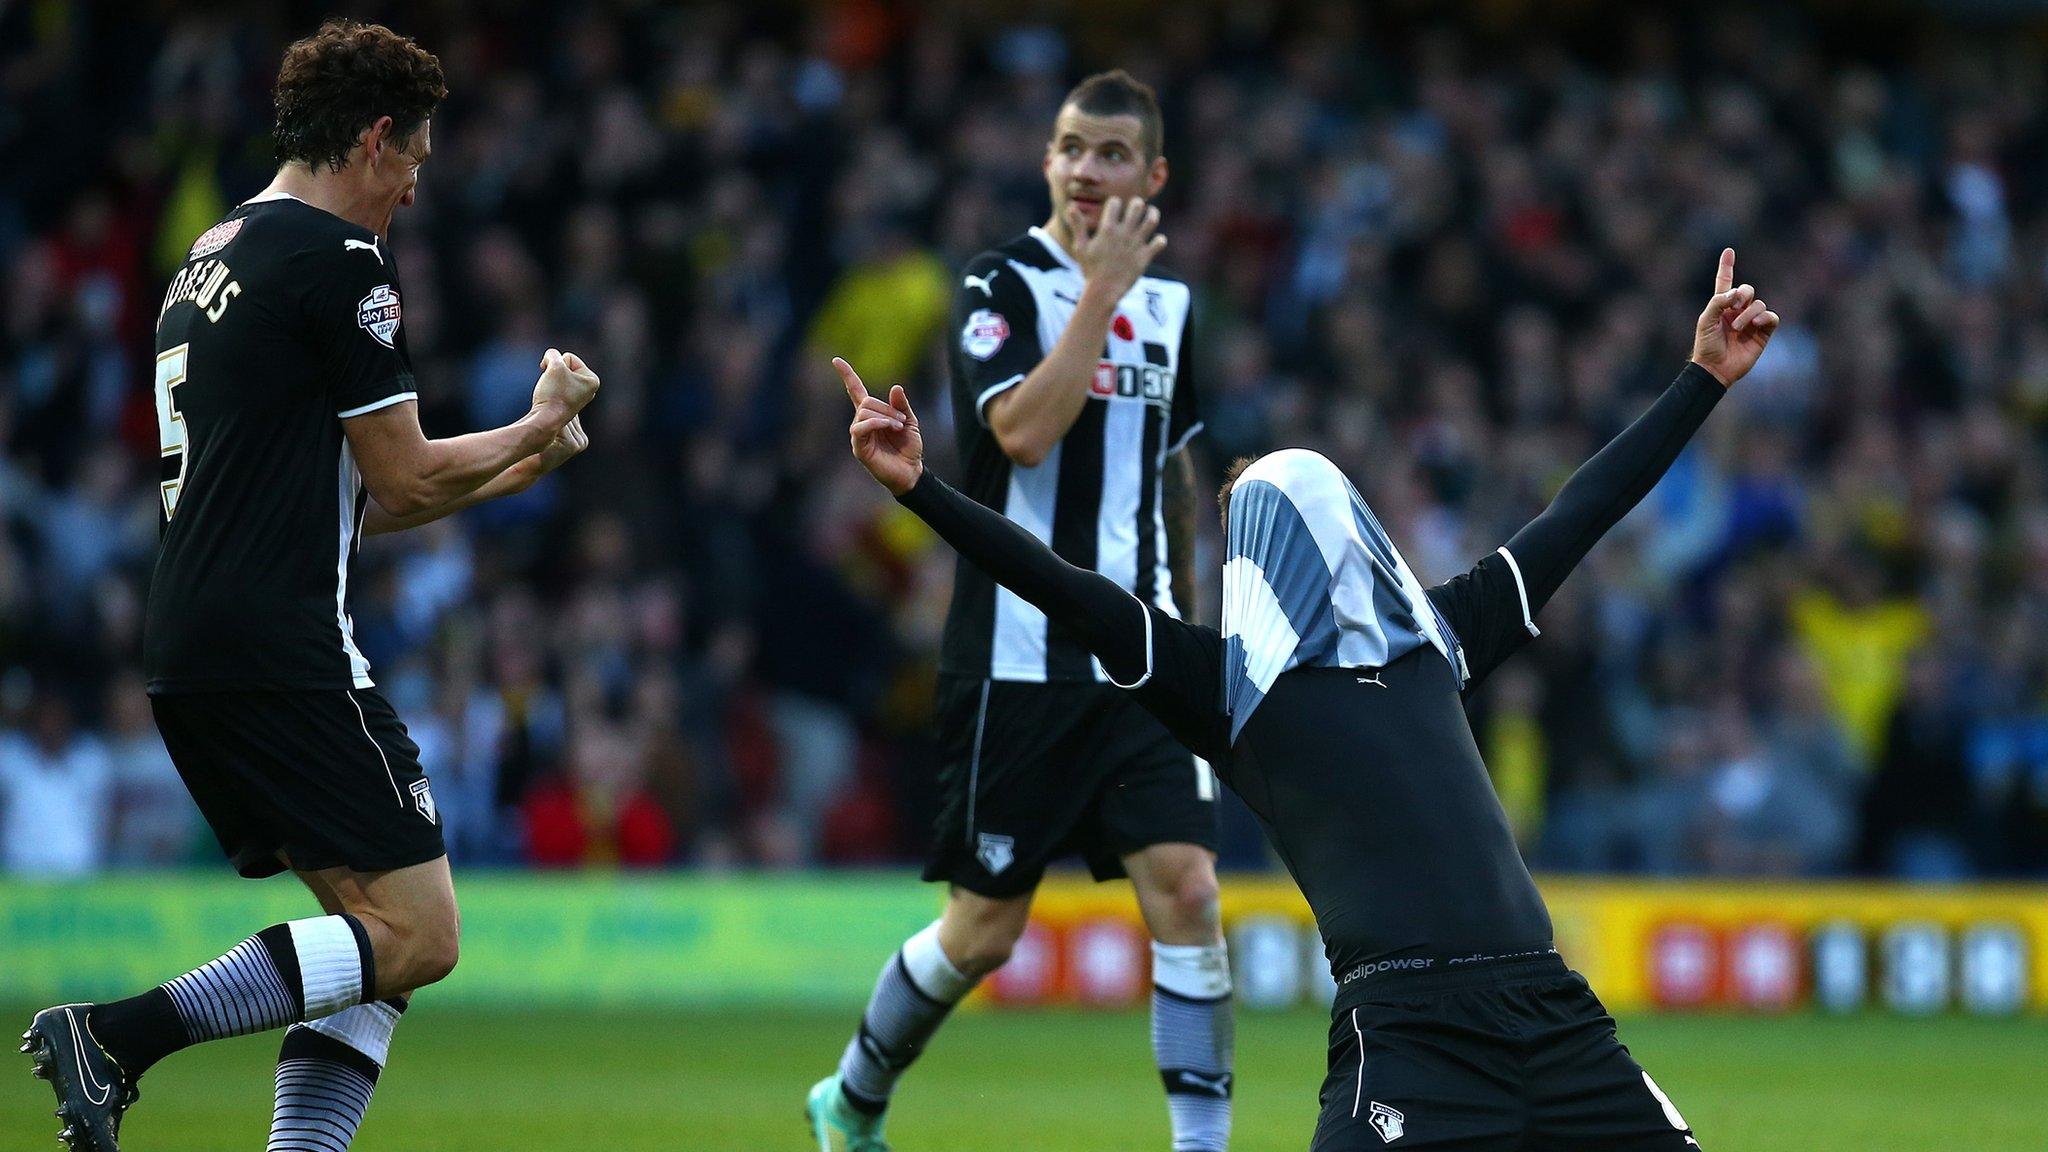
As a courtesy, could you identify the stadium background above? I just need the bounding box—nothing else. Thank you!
[3,0,2048,1148]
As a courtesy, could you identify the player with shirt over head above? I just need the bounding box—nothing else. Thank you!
[807,71,1234,1152]
[834,250,1778,1150]
[20,20,599,1152]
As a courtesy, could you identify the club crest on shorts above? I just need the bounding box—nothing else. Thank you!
[409,778,438,824]
[1368,1101,1405,1143]
[976,832,1014,875]
[357,284,402,348]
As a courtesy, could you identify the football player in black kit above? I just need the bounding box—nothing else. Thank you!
[21,21,599,1152]
[835,249,1777,1150]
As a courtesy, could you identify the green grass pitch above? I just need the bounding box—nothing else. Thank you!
[6,1006,2045,1150]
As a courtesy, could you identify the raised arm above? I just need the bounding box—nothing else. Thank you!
[346,349,596,522]
[983,197,1166,466]
[1430,249,1778,686]
[359,416,588,535]
[838,358,1154,683]
[1502,362,1725,612]
[902,471,1155,683]
[841,357,1232,758]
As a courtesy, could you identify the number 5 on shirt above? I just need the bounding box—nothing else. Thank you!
[156,342,191,519]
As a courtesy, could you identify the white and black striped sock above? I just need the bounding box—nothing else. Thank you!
[1153,942,1234,1152]
[164,915,374,1042]
[268,998,405,1152]
[836,921,975,1111]
[92,914,376,1076]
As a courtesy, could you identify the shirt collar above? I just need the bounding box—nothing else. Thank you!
[1028,225,1080,272]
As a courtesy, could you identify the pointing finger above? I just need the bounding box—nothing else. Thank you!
[833,357,870,406]
[1715,248,1735,295]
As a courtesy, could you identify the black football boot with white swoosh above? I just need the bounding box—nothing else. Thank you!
[22,1004,140,1152]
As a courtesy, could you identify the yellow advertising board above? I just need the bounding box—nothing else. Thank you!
[1022,874,2048,1014]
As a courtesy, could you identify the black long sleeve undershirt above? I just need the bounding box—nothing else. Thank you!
[1507,362,1725,610]
[898,470,1155,686]
[897,360,1727,747]
[1425,362,1726,688]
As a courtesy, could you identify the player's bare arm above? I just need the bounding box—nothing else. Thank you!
[985,107,1169,466]
[362,415,588,535]
[346,348,598,519]
[986,196,1165,465]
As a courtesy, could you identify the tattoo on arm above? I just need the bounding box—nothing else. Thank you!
[1165,449,1199,620]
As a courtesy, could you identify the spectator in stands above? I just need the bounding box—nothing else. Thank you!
[102,672,196,866]
[0,687,112,875]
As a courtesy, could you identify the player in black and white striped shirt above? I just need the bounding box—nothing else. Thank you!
[808,72,1233,1152]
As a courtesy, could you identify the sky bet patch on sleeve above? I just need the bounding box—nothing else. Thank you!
[356,284,402,348]
[962,308,1009,361]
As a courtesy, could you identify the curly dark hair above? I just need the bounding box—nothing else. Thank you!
[273,19,446,172]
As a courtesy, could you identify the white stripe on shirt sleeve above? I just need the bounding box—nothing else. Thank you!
[1495,546,1541,638]
[337,391,418,419]
[974,375,1026,427]
[1104,592,1155,690]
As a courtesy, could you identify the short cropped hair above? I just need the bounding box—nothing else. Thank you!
[1217,455,1258,532]
[273,19,447,172]
[1062,69,1164,159]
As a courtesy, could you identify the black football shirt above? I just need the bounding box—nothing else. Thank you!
[144,192,417,693]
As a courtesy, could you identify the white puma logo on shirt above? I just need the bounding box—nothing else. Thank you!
[964,269,1000,296]
[343,237,384,265]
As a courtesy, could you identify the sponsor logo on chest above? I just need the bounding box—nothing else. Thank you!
[1079,285,1176,409]
[1089,353,1176,408]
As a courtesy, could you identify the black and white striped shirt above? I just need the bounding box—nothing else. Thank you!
[941,227,1202,683]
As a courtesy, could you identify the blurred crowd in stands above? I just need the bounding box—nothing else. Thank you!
[2,1,2045,879]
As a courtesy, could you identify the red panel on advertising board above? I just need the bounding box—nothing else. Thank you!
[1647,922,1722,1009]
[1067,918,1148,1006]
[984,920,1060,1006]
[1727,923,1802,1011]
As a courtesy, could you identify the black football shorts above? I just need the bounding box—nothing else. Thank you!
[1313,953,1702,1151]
[150,687,446,878]
[923,674,1219,898]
